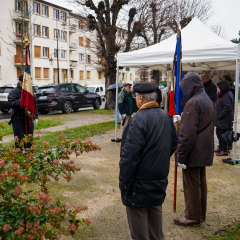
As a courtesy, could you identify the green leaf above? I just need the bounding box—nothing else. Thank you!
[56,200,60,207]
[0,198,6,202]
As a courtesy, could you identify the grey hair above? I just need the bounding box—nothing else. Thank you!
[141,91,158,101]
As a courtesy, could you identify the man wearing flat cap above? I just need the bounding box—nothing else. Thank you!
[8,74,38,148]
[118,83,137,133]
[119,82,178,240]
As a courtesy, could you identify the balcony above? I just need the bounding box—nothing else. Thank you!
[69,24,77,33]
[70,60,77,68]
[13,33,29,44]
[12,9,30,22]
[69,42,77,51]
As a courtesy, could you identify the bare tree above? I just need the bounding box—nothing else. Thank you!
[211,24,226,39]
[71,0,142,109]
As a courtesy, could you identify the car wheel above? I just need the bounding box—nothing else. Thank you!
[62,100,73,113]
[39,110,50,115]
[93,98,101,110]
[1,109,10,113]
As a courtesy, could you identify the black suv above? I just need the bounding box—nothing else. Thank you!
[35,83,101,114]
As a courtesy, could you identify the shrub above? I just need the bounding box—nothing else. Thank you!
[0,132,101,240]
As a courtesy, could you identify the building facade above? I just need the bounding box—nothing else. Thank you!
[0,0,137,88]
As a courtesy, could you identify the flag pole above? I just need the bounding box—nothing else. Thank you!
[24,35,29,148]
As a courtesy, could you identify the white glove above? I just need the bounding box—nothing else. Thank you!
[34,119,38,125]
[173,115,181,124]
[121,114,126,119]
[178,163,187,169]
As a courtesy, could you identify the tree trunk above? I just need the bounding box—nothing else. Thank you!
[105,67,116,110]
[152,70,160,86]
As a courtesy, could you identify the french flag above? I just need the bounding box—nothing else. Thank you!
[20,44,36,125]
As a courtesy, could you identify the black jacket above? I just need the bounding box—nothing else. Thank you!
[215,81,234,130]
[204,80,217,103]
[8,82,38,124]
[229,83,235,100]
[119,105,178,208]
[177,72,215,167]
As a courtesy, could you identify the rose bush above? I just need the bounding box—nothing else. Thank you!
[0,133,101,239]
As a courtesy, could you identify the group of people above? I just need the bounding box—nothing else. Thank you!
[118,72,235,240]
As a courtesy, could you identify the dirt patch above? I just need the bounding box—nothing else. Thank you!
[50,128,240,240]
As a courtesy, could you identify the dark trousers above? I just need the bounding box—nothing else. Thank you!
[183,167,207,222]
[126,206,164,240]
[216,128,229,152]
[12,122,34,148]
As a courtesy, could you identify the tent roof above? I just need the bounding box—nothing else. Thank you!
[117,18,239,70]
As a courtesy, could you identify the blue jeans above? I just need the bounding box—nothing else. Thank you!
[114,109,121,123]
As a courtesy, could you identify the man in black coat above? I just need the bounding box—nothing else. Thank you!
[8,74,38,148]
[222,75,235,99]
[201,74,217,103]
[119,82,178,240]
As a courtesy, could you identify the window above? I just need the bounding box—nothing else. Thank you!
[53,9,59,19]
[42,5,48,16]
[61,31,67,41]
[33,3,40,14]
[34,46,41,57]
[70,70,74,79]
[43,68,49,78]
[16,22,22,35]
[98,72,101,79]
[61,50,66,59]
[42,26,48,37]
[79,37,83,46]
[42,47,49,58]
[79,71,84,79]
[76,85,85,93]
[54,49,58,58]
[87,55,91,63]
[65,84,76,92]
[79,19,85,29]
[54,29,59,39]
[16,0,21,11]
[86,38,90,47]
[60,11,66,21]
[34,24,40,36]
[35,67,41,78]
[87,71,90,79]
[79,54,83,62]
[96,87,99,93]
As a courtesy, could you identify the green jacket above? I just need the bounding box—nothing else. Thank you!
[118,89,136,115]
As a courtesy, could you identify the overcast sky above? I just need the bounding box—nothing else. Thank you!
[210,0,240,41]
[50,0,240,42]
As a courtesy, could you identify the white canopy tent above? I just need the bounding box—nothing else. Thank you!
[114,18,240,162]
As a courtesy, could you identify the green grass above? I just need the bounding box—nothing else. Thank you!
[34,121,117,147]
[85,109,114,114]
[0,119,62,137]
[208,222,240,240]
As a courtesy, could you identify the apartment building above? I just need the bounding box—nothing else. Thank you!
[0,0,136,87]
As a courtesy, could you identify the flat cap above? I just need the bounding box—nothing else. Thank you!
[123,83,132,87]
[18,74,23,81]
[133,82,159,93]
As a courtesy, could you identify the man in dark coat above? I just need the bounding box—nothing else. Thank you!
[201,74,217,103]
[174,72,214,227]
[222,75,235,99]
[119,82,178,240]
[8,74,38,148]
[214,81,234,156]
[118,83,137,133]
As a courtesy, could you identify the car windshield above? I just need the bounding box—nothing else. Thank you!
[87,87,95,92]
[37,87,55,93]
[0,87,13,93]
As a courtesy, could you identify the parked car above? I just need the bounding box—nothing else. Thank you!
[86,85,105,101]
[0,84,39,113]
[35,83,101,115]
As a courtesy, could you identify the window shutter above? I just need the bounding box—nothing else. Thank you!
[35,67,41,78]
[34,46,41,57]
[47,27,49,38]
[79,37,83,46]
[65,31,67,41]
[98,72,101,79]
[89,55,91,63]
[39,3,41,15]
[15,22,17,34]
[38,25,41,36]
[43,68,49,78]
[87,71,90,79]
[86,38,90,47]
[17,67,22,78]
[47,6,49,17]
[80,71,83,79]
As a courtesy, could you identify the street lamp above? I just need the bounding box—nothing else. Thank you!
[49,54,54,66]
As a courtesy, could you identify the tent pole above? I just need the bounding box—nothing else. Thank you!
[115,66,120,140]
[232,47,240,161]
[167,71,170,89]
